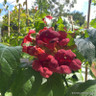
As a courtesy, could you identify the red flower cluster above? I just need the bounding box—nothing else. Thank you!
[36,28,70,50]
[21,27,82,78]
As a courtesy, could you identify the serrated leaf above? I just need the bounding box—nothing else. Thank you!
[65,80,96,96]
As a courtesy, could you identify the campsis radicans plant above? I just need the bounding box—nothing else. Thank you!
[21,26,82,78]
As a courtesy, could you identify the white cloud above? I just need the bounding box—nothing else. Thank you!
[84,4,96,21]
[89,6,96,20]
[71,0,96,21]
[71,0,88,12]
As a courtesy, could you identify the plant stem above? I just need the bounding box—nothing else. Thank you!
[63,75,69,87]
[1,93,4,96]
[85,64,88,81]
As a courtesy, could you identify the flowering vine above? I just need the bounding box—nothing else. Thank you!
[21,16,82,78]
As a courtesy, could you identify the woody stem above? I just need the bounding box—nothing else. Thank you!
[63,75,69,87]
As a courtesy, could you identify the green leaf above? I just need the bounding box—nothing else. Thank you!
[16,0,19,3]
[5,92,12,96]
[90,18,96,28]
[67,30,73,33]
[48,74,65,96]
[65,80,96,96]
[0,44,22,94]
[36,81,52,96]
[0,44,21,75]
[57,17,63,24]
[58,24,64,31]
[23,1,26,6]
[84,30,89,38]
[87,29,96,46]
[52,0,56,2]
[0,9,2,13]
[11,68,42,96]
[4,0,7,4]
[34,20,45,32]
[74,38,95,63]
[73,49,85,62]
[67,34,75,46]
[28,17,33,22]
[36,74,65,96]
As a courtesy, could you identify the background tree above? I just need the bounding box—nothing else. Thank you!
[33,0,77,17]
[1,0,77,17]
[70,11,86,26]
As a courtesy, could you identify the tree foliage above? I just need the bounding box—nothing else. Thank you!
[70,11,85,26]
[34,0,77,17]
[1,5,46,46]
[90,18,96,28]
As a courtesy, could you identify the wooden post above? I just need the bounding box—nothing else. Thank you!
[26,0,29,26]
[68,15,74,31]
[71,15,74,31]
[26,0,28,14]
[18,4,20,33]
[0,27,1,42]
[87,0,92,29]
[8,10,10,37]
[85,0,92,81]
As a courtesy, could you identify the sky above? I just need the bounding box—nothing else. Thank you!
[0,0,96,21]
[71,0,96,21]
